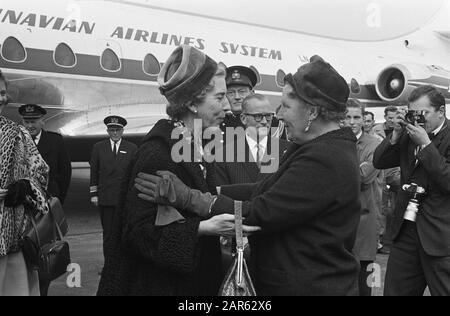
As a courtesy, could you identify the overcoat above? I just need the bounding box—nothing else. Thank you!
[97,120,222,296]
[214,128,361,295]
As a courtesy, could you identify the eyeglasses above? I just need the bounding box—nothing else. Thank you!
[243,112,275,122]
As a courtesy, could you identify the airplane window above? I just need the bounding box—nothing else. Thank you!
[101,48,121,72]
[276,69,286,88]
[54,43,76,67]
[1,36,26,62]
[143,54,160,75]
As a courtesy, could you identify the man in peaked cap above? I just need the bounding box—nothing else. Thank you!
[90,115,137,266]
[221,65,258,131]
[19,104,72,206]
[19,103,72,296]
[226,65,258,117]
[221,65,287,140]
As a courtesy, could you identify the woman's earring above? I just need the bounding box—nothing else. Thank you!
[305,118,313,132]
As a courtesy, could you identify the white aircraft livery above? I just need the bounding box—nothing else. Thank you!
[1,0,449,161]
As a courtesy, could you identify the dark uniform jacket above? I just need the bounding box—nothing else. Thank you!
[213,128,361,296]
[90,139,137,206]
[97,119,222,296]
[220,114,287,142]
[373,119,450,256]
[215,137,288,185]
[37,130,72,204]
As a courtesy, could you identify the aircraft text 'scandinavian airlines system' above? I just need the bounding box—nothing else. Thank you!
[1,0,449,161]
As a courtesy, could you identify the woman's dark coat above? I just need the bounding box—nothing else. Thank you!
[97,119,222,296]
[214,128,361,296]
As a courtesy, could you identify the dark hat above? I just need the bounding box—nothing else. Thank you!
[226,66,258,89]
[158,45,218,106]
[284,55,349,112]
[104,115,127,128]
[18,104,47,119]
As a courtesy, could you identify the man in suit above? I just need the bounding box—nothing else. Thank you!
[90,116,137,261]
[345,100,383,296]
[221,66,286,141]
[19,103,72,296]
[216,94,288,186]
[374,85,450,296]
[19,104,72,205]
[215,94,288,270]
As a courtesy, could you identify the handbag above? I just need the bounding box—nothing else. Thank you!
[219,201,257,296]
[21,197,71,282]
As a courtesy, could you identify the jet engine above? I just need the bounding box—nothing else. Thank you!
[375,63,450,104]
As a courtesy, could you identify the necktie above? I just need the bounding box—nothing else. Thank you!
[415,133,435,156]
[256,144,264,165]
[113,141,118,155]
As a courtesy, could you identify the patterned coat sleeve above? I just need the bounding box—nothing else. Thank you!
[19,125,49,215]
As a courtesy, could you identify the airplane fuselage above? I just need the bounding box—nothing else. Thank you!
[1,0,449,160]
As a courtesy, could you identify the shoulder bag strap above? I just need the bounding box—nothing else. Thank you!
[234,200,244,287]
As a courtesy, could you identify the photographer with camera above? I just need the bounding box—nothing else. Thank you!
[374,85,450,296]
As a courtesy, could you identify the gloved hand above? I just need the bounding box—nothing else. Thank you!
[135,171,216,217]
[4,179,32,208]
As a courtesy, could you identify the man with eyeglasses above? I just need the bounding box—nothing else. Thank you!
[90,115,137,267]
[216,94,288,272]
[216,94,288,185]
[221,66,286,142]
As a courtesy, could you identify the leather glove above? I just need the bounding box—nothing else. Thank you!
[135,171,216,217]
[4,179,32,208]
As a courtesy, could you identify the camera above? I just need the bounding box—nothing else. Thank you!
[404,110,426,126]
[402,183,426,222]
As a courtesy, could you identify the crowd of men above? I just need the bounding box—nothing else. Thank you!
[7,64,449,296]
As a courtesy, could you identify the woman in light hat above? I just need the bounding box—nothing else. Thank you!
[98,45,259,296]
[0,70,49,296]
[135,56,362,296]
